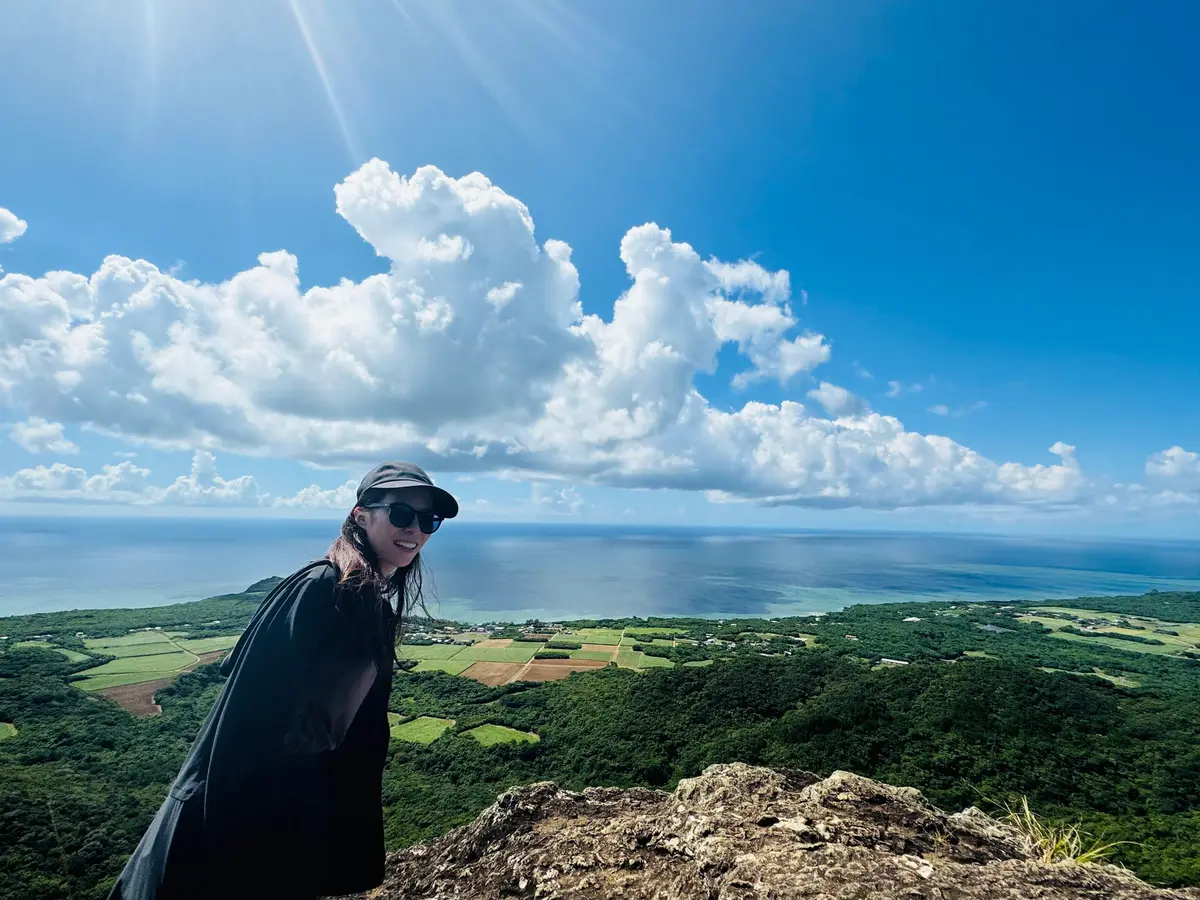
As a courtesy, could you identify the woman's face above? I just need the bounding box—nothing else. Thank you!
[354,488,435,574]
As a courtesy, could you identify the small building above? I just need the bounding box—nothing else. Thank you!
[902,617,922,623]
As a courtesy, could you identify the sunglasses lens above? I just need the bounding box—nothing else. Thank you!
[386,504,443,535]
[388,505,417,529]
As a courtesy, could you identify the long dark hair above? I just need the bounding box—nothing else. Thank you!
[324,489,429,663]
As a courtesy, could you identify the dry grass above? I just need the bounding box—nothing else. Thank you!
[994,796,1135,865]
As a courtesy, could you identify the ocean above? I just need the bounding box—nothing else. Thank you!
[1,517,1198,622]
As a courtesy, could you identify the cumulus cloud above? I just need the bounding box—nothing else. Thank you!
[273,479,358,510]
[0,450,354,509]
[0,160,1187,514]
[0,460,153,502]
[0,207,27,244]
[807,382,868,417]
[9,417,78,454]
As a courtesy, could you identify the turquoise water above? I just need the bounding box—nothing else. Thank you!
[1,518,1198,621]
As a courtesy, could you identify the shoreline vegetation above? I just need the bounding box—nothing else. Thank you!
[1,582,1198,897]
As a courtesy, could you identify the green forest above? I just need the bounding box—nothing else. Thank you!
[2,587,1199,898]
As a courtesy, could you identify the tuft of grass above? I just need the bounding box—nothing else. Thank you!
[994,796,1135,865]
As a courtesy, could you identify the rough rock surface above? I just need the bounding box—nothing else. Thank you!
[355,763,1199,899]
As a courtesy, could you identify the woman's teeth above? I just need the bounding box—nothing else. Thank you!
[394,540,418,551]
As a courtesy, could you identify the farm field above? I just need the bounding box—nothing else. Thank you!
[394,626,694,685]
[176,636,239,654]
[0,722,16,740]
[83,632,176,649]
[397,644,469,660]
[391,716,454,744]
[411,658,476,675]
[519,659,609,682]
[566,649,616,661]
[387,712,407,738]
[453,645,544,663]
[1018,609,1200,658]
[682,659,714,667]
[464,724,539,746]
[572,629,623,645]
[12,641,92,663]
[461,661,525,686]
[624,626,689,636]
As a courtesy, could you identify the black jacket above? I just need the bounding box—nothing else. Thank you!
[109,561,395,900]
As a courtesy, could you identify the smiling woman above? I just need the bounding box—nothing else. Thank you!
[107,461,458,900]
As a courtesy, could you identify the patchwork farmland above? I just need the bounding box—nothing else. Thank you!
[400,626,692,686]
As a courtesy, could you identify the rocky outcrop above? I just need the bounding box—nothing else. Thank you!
[359,763,1198,899]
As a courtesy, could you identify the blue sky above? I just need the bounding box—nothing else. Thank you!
[0,0,1197,534]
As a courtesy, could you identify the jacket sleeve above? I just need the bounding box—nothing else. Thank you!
[202,567,378,840]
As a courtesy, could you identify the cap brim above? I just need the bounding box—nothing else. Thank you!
[367,479,459,518]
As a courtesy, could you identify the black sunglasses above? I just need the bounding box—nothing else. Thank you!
[360,502,444,535]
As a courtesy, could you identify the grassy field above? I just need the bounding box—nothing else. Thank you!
[176,636,239,654]
[453,645,543,663]
[77,651,196,675]
[573,629,623,645]
[464,724,540,746]
[1018,612,1197,657]
[624,626,689,636]
[387,712,409,738]
[0,722,16,740]
[391,716,454,744]
[682,659,714,667]
[1049,630,1184,656]
[83,632,176,648]
[411,658,476,675]
[397,644,469,660]
[615,648,674,669]
[637,653,675,668]
[12,641,92,663]
[73,672,176,691]
[566,649,616,661]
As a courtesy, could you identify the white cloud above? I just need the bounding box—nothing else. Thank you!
[886,380,925,398]
[273,479,358,510]
[0,160,1189,516]
[9,417,79,454]
[0,450,353,509]
[1146,446,1200,488]
[0,207,27,244]
[929,401,986,418]
[0,460,153,502]
[532,482,584,515]
[852,361,872,380]
[807,382,868,417]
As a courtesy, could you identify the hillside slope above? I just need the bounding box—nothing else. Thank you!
[355,763,1199,899]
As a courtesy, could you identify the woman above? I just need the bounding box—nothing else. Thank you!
[109,462,458,900]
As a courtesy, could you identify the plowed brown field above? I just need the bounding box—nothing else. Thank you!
[98,651,225,717]
[518,658,609,683]
[461,661,525,686]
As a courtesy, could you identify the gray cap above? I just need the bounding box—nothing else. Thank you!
[356,462,459,518]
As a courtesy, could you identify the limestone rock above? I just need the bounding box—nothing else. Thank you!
[352,763,1198,899]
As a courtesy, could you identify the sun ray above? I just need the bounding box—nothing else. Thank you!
[287,0,362,164]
